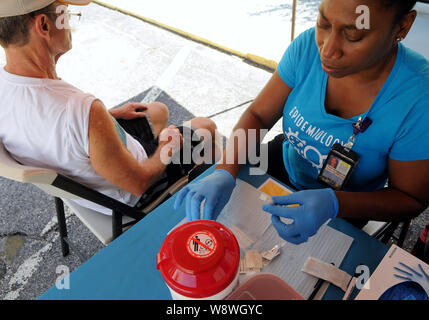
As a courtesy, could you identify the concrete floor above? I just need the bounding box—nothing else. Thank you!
[0,1,428,300]
[0,2,274,300]
[93,0,429,61]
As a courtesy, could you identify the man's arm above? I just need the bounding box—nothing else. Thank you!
[216,71,292,177]
[88,100,179,196]
[335,158,429,221]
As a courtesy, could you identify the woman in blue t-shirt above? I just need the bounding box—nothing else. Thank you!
[175,0,429,245]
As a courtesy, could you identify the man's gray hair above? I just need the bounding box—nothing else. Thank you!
[0,2,56,48]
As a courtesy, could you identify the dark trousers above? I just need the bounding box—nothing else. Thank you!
[116,116,207,210]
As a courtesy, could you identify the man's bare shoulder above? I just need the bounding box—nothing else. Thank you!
[88,99,112,127]
[89,99,106,114]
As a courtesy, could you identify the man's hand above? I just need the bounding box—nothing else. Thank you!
[109,102,148,120]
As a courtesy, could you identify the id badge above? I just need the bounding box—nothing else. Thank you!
[317,143,360,190]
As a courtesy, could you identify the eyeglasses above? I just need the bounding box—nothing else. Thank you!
[52,10,83,29]
[30,9,83,29]
[63,10,82,29]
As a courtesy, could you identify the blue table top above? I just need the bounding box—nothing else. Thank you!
[39,165,388,300]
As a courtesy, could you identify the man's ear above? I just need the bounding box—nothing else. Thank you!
[32,14,52,40]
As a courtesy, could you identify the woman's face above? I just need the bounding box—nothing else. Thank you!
[315,0,399,78]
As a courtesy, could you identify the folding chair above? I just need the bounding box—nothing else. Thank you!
[0,139,192,260]
[363,220,412,248]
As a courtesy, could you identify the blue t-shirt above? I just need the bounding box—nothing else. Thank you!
[277,27,429,192]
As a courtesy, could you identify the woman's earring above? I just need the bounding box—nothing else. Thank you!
[395,37,403,47]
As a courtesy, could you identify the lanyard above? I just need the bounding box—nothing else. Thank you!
[344,116,373,149]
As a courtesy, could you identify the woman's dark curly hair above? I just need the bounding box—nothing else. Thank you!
[380,0,417,23]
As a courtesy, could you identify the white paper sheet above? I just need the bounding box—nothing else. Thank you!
[217,179,273,244]
[253,223,353,298]
[173,178,354,299]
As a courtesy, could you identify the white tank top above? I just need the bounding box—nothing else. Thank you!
[0,68,148,215]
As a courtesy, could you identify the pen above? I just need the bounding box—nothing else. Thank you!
[345,263,365,300]
[308,278,324,300]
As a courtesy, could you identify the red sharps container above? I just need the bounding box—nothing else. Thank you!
[157,220,240,299]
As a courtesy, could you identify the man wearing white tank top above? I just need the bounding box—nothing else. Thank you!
[0,0,218,215]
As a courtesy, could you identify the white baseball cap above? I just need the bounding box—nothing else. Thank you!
[0,0,92,18]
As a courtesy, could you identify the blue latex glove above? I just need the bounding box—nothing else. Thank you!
[262,188,339,245]
[174,169,236,221]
